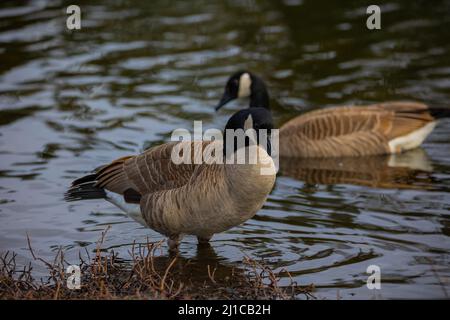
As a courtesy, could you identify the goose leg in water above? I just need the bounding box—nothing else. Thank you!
[168,235,182,252]
[197,235,212,244]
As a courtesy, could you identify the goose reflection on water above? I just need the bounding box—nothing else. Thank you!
[280,148,435,190]
[139,243,238,286]
[125,242,300,299]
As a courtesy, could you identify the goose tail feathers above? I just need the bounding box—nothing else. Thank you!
[64,173,105,202]
[429,107,450,119]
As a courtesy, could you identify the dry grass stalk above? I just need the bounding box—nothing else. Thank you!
[0,231,315,300]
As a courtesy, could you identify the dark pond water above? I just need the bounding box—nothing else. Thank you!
[1,0,450,299]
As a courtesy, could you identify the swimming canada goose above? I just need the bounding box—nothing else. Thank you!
[215,71,450,158]
[65,108,276,251]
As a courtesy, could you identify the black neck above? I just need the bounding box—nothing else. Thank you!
[249,75,270,109]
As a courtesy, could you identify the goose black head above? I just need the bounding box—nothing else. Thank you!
[223,107,273,157]
[215,71,270,111]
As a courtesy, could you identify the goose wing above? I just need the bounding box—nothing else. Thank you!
[69,141,212,199]
[279,101,435,157]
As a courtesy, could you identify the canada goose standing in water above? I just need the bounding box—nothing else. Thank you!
[65,108,276,251]
[215,71,449,158]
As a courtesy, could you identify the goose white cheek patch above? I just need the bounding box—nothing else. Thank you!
[238,73,252,98]
[244,114,254,130]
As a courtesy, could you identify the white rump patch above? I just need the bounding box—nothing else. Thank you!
[388,121,436,153]
[238,73,252,98]
[105,190,146,226]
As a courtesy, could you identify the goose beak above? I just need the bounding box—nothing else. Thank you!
[266,138,272,156]
[215,93,234,111]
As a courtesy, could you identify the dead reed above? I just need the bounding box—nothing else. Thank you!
[0,229,314,300]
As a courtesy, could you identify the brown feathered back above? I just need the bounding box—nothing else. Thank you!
[279,102,436,158]
[95,141,211,195]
